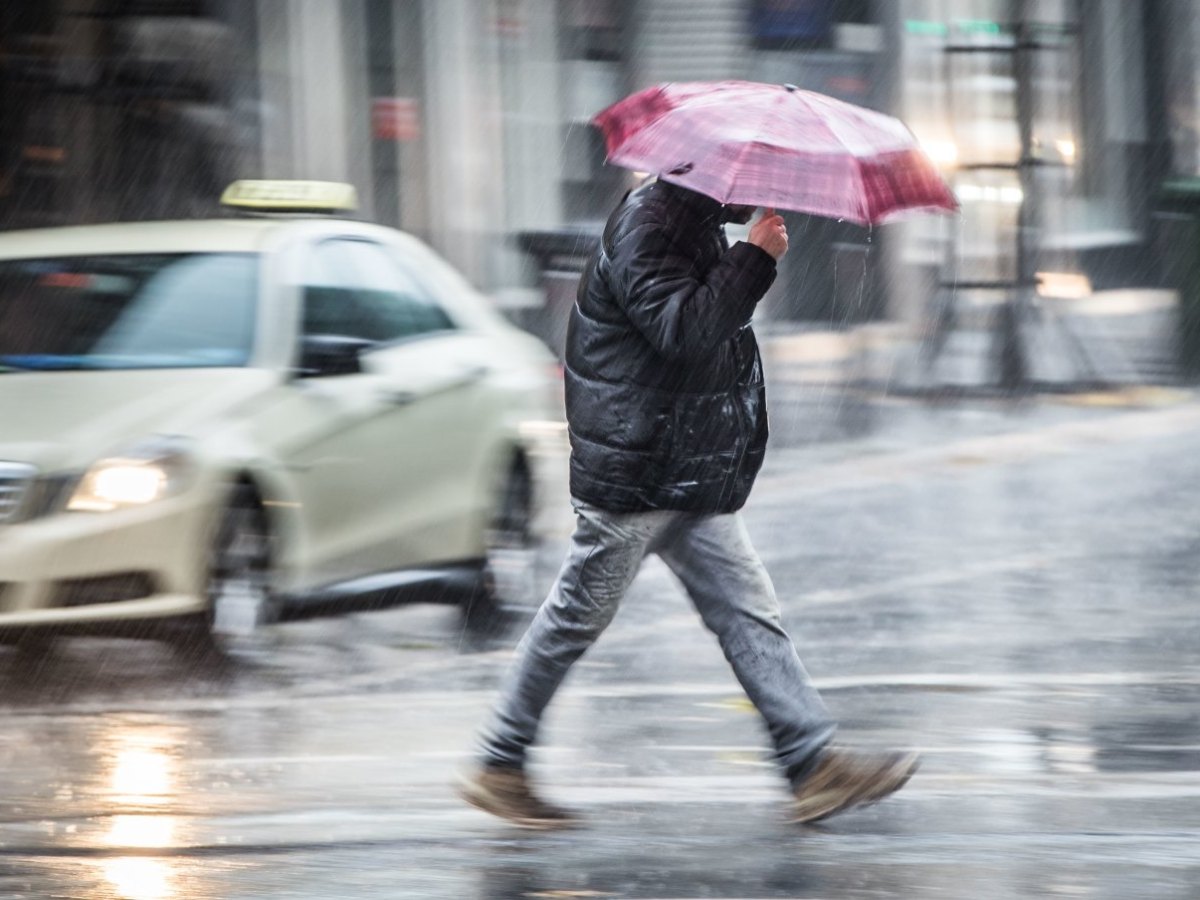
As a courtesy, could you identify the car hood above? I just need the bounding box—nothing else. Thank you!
[0,368,281,473]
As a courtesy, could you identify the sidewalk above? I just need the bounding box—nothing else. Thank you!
[760,288,1184,398]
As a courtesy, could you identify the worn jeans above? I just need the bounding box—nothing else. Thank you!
[478,500,837,784]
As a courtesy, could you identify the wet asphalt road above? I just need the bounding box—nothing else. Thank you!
[2,382,1199,899]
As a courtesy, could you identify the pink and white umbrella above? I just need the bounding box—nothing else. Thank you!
[593,81,957,226]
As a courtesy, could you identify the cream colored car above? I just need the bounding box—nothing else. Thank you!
[0,183,564,655]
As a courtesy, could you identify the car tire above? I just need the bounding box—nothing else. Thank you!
[465,459,539,630]
[178,484,281,662]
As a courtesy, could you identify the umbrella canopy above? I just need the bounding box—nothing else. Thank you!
[593,80,957,226]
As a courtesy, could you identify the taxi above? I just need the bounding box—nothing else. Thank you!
[0,181,565,656]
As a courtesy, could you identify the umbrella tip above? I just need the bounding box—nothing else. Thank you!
[783,83,799,92]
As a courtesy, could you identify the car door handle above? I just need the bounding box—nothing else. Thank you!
[452,364,490,385]
[380,389,419,406]
[378,366,489,407]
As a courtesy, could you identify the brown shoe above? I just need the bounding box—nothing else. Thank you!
[790,748,919,824]
[458,764,582,830]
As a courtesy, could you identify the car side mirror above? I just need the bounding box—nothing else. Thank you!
[296,335,373,378]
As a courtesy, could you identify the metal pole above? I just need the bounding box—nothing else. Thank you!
[997,0,1036,392]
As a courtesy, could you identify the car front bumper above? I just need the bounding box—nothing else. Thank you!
[0,490,214,631]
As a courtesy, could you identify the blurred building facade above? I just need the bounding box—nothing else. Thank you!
[3,1,1200,337]
[0,1,258,225]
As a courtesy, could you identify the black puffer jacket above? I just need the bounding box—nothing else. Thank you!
[565,180,777,513]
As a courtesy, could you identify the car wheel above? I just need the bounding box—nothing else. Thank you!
[194,486,281,660]
[467,460,539,627]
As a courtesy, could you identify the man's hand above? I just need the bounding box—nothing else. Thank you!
[748,208,788,261]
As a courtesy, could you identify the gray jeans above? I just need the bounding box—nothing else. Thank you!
[479,501,837,784]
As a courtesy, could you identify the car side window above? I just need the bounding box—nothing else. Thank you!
[301,239,455,344]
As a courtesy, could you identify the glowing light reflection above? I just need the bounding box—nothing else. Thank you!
[111,749,172,804]
[108,814,176,849]
[102,858,174,900]
[96,727,184,900]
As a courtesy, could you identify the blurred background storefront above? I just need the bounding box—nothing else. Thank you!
[0,0,259,227]
[4,0,1200,359]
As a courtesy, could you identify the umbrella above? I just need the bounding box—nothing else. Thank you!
[593,80,957,226]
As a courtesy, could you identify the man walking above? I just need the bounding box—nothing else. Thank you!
[460,178,918,827]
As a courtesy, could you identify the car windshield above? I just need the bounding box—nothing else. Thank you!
[0,253,258,371]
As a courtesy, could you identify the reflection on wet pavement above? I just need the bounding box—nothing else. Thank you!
[1,399,1198,897]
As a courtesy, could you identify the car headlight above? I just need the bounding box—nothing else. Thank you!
[67,438,194,512]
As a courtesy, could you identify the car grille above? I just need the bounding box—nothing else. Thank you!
[22,473,78,520]
[0,463,37,523]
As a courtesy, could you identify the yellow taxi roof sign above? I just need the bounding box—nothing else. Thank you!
[220,180,358,213]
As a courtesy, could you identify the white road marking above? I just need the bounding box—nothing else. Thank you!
[7,669,1197,718]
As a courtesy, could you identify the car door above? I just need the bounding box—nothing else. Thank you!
[271,236,486,587]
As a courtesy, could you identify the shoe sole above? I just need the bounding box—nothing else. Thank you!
[790,753,920,825]
[456,775,582,831]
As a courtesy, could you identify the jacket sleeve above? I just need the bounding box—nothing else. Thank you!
[609,223,777,362]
